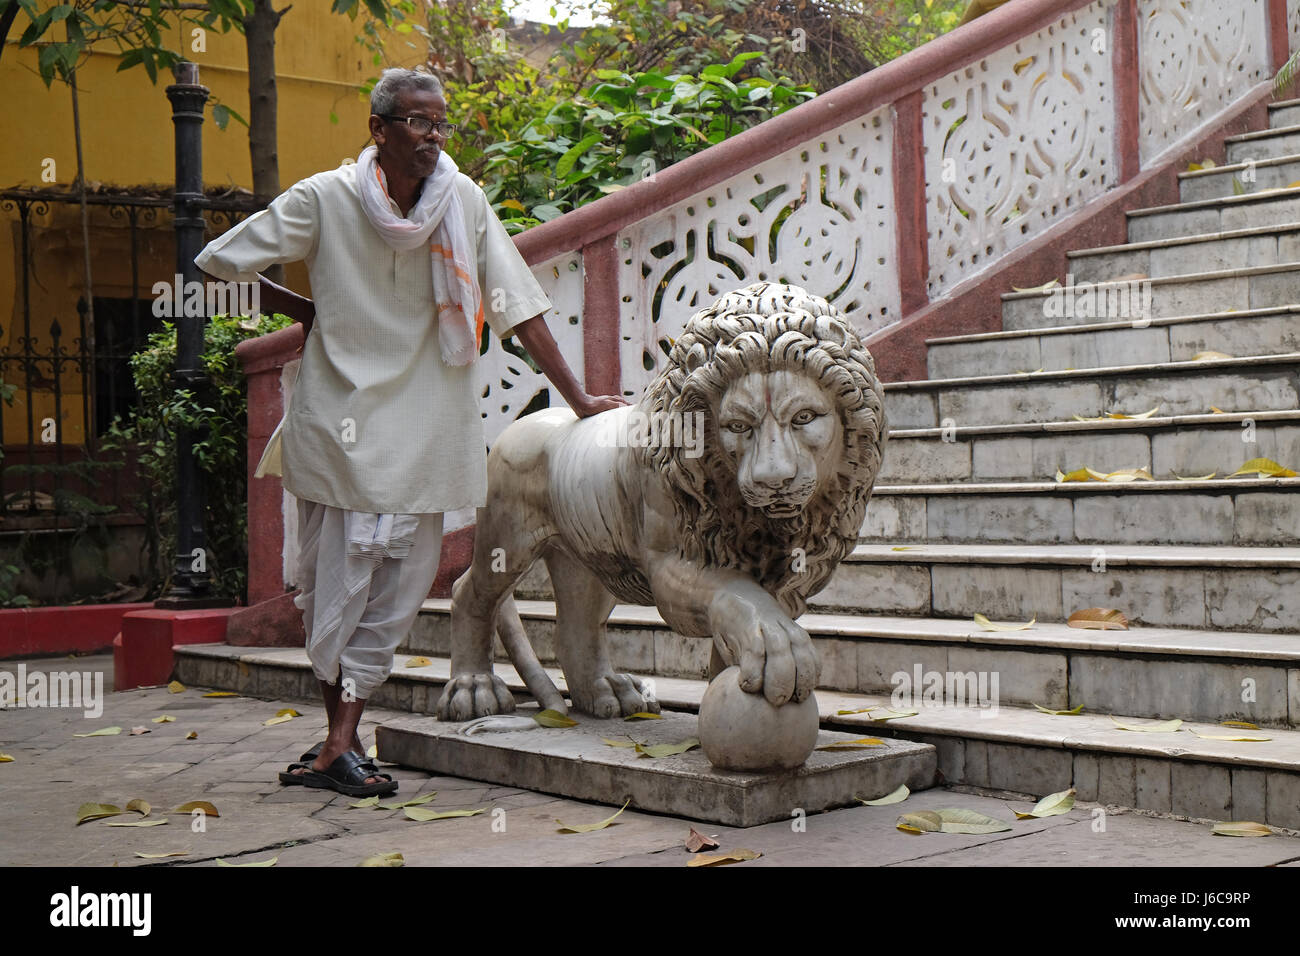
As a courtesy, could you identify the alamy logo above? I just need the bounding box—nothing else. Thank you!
[152,273,260,318]
[0,664,104,719]
[891,665,1000,718]
[1041,272,1152,325]
[596,409,705,458]
[50,887,151,936]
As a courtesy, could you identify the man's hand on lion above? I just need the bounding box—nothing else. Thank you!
[708,588,819,707]
[571,392,628,418]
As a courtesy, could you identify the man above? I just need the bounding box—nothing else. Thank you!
[196,68,623,796]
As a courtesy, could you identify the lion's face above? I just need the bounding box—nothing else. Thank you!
[716,369,845,519]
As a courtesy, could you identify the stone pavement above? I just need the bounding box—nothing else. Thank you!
[3,653,1300,868]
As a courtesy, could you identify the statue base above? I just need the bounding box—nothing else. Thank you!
[376,707,937,828]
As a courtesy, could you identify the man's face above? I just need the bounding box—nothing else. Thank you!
[369,88,448,180]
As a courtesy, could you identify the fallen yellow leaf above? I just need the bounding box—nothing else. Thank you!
[1034,702,1085,715]
[151,715,175,723]
[1188,730,1271,742]
[202,691,238,698]
[404,657,432,668]
[557,799,629,833]
[1012,788,1076,819]
[0,754,13,762]
[171,801,220,817]
[601,737,638,748]
[1212,821,1272,837]
[76,803,124,825]
[858,784,909,806]
[1110,716,1182,733]
[263,714,296,726]
[687,848,761,866]
[816,737,885,750]
[624,712,662,721]
[1222,720,1261,729]
[167,681,185,694]
[1173,472,1217,481]
[1192,350,1233,361]
[125,799,151,817]
[533,709,578,728]
[974,613,1036,631]
[405,807,486,821]
[106,818,169,828]
[358,852,405,867]
[216,856,277,866]
[1011,278,1060,293]
[134,850,188,859]
[1230,457,1299,478]
[1067,608,1130,630]
[185,731,198,740]
[73,726,122,738]
[377,794,436,811]
[636,738,700,758]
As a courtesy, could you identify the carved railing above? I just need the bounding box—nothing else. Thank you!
[238,0,1299,603]
[488,0,1292,417]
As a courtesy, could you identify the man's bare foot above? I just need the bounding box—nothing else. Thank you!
[287,733,368,778]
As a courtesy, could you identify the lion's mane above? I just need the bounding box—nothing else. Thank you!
[639,282,888,617]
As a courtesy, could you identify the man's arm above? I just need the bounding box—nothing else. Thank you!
[511,314,627,418]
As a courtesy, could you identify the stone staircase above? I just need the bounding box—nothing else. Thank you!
[176,98,1300,828]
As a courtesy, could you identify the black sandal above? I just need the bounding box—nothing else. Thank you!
[277,741,326,786]
[301,751,397,797]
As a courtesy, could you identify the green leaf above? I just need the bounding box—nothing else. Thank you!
[1033,702,1084,715]
[555,132,603,179]
[349,796,380,809]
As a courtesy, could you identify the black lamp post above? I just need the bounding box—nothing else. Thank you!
[157,61,226,609]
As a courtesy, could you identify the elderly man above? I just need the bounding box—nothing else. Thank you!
[196,68,623,796]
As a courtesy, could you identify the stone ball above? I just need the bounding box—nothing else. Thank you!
[697,666,819,772]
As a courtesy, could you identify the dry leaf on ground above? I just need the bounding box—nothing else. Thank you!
[687,849,761,866]
[1067,608,1129,630]
[557,800,629,833]
[685,827,720,852]
[858,785,909,806]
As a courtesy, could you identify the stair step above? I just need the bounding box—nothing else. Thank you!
[1268,98,1300,129]
[879,409,1300,484]
[819,543,1300,633]
[926,305,1300,377]
[861,478,1299,546]
[885,352,1300,428]
[1000,261,1300,331]
[1225,123,1300,164]
[1127,187,1300,243]
[1178,153,1300,203]
[171,644,1300,828]
[1066,222,1300,284]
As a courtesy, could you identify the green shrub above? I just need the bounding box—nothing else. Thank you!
[103,312,293,602]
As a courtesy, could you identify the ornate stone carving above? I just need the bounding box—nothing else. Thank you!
[924,0,1116,296]
[614,112,898,403]
[1138,0,1270,164]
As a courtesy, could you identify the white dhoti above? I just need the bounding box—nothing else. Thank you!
[293,499,443,700]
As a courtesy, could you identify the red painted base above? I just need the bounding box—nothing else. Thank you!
[0,603,154,658]
[113,608,238,691]
[226,590,305,648]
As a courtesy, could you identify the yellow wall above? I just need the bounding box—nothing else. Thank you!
[1,4,423,447]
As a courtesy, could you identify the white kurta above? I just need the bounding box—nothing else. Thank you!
[196,162,551,514]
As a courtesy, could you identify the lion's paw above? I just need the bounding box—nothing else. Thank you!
[436,673,516,722]
[573,673,661,719]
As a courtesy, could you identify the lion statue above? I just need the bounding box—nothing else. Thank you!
[435,281,887,726]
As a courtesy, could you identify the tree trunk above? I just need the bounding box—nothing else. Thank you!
[243,0,286,284]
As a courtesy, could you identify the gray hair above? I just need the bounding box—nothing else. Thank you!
[370,68,443,116]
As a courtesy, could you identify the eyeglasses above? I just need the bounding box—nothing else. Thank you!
[379,114,458,138]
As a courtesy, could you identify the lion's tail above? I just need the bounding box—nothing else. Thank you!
[494,595,568,714]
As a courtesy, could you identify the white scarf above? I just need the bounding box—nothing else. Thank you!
[355,144,482,366]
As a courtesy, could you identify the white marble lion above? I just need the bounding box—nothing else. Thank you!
[436,281,887,722]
